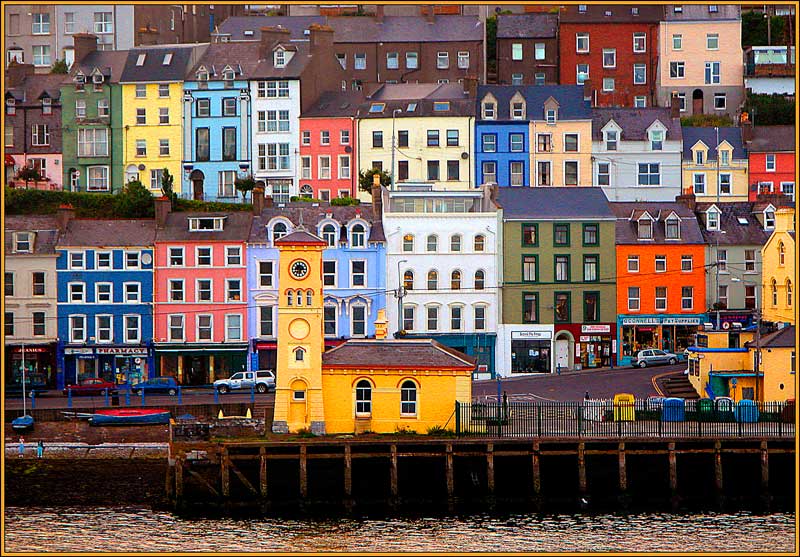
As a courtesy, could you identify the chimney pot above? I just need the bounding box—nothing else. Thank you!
[376,5,384,23]
[72,33,98,66]
[56,204,76,232]
[154,196,172,228]
[670,91,681,119]
[252,186,265,215]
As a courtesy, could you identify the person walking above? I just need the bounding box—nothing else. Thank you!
[36,440,44,459]
[17,437,25,458]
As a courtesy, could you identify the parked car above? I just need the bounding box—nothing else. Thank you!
[632,349,679,368]
[132,376,179,396]
[6,372,49,398]
[214,370,275,394]
[63,378,118,396]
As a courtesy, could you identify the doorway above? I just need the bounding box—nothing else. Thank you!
[189,169,205,200]
[692,89,704,115]
[554,331,574,371]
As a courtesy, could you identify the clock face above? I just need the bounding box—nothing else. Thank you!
[290,260,309,279]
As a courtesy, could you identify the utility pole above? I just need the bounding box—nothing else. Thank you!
[395,259,408,335]
[754,308,762,402]
[715,126,721,331]
[391,108,401,190]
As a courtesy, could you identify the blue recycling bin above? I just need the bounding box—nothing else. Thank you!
[735,399,760,423]
[661,397,686,422]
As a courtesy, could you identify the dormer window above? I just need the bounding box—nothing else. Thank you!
[197,68,209,81]
[74,73,86,84]
[720,149,729,166]
[274,49,286,68]
[93,73,103,84]
[136,53,146,66]
[637,218,653,240]
[14,232,32,253]
[650,130,664,151]
[188,217,224,231]
[546,108,556,124]
[350,223,366,248]
[695,150,704,165]
[511,101,525,119]
[406,102,417,112]
[482,101,496,120]
[369,102,385,113]
[272,222,289,241]
[243,30,254,37]
[665,216,681,239]
[222,68,235,81]
[42,97,52,114]
[706,207,720,230]
[605,130,618,150]
[578,4,587,12]
[162,53,173,66]
[764,209,776,229]
[433,102,450,112]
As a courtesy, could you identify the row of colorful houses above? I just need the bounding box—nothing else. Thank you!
[5,31,795,204]
[5,185,794,392]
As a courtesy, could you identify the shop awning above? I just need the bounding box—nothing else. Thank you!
[5,154,16,166]
[709,371,763,378]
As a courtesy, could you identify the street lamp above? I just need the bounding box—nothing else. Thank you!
[391,108,402,190]
[714,125,721,330]
[396,259,408,334]
[732,276,763,400]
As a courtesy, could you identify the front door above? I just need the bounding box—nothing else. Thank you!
[555,339,570,371]
[193,179,204,200]
[692,89,704,115]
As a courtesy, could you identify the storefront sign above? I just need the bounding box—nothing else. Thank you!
[95,347,148,355]
[581,324,610,334]
[64,347,93,355]
[621,318,660,325]
[511,330,552,340]
[12,346,49,353]
[662,317,702,325]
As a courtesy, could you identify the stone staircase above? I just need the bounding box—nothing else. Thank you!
[660,373,700,399]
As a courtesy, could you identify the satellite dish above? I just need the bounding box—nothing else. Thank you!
[140,253,153,265]
[460,152,469,159]
[138,164,146,171]
[344,145,352,153]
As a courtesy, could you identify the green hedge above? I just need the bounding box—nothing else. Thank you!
[680,114,734,128]
[172,198,252,212]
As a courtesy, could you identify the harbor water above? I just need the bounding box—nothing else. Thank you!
[4,507,795,553]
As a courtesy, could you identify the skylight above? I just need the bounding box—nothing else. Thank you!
[738,217,749,225]
[162,53,173,66]
[136,53,146,66]
[433,101,450,111]
[406,102,417,112]
[369,103,385,113]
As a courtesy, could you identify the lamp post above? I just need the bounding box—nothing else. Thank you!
[396,259,408,335]
[714,126,721,331]
[732,276,762,401]
[391,108,402,190]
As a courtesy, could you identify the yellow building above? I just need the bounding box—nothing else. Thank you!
[271,227,475,435]
[753,326,796,403]
[682,127,749,201]
[762,207,795,325]
[119,45,207,195]
[528,97,593,187]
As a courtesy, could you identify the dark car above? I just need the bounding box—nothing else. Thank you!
[63,378,118,396]
[132,377,179,396]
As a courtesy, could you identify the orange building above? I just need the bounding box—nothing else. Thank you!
[611,203,707,366]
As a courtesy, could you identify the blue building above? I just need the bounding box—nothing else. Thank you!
[182,43,254,202]
[246,199,386,371]
[474,85,590,187]
[55,212,156,389]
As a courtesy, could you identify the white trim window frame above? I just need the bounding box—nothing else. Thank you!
[196,278,213,302]
[69,315,87,343]
[68,282,85,303]
[124,314,141,343]
[95,314,113,343]
[95,282,113,304]
[197,314,213,341]
[123,282,141,303]
[168,314,185,342]
[225,313,242,341]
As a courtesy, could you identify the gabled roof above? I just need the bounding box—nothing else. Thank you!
[70,50,129,84]
[682,127,746,160]
[592,108,682,141]
[477,85,591,121]
[215,15,328,41]
[301,90,365,118]
[358,83,475,118]
[497,13,558,39]
[253,40,311,79]
[5,74,64,104]
[610,202,705,244]
[4,215,60,255]
[274,227,326,246]
[323,339,476,369]
[120,44,208,83]
[186,42,262,80]
[155,212,253,242]
[498,187,614,220]
[746,125,796,153]
[58,219,156,247]
[249,203,384,243]
[694,202,773,246]
[746,325,795,349]
[560,4,663,23]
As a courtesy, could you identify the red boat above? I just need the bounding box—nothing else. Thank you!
[89,408,171,426]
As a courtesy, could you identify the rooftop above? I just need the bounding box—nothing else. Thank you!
[496,13,558,39]
[592,107,682,141]
[4,215,60,255]
[322,339,476,369]
[477,85,591,121]
[58,219,156,247]
[682,127,747,161]
[498,187,614,220]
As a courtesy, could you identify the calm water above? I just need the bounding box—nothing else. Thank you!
[3,507,796,553]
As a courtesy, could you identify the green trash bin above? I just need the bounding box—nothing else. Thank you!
[698,398,714,422]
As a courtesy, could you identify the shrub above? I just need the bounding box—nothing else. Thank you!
[680,114,734,127]
[111,180,154,218]
[234,174,256,202]
[743,93,795,126]
[172,198,252,212]
[330,197,360,206]
[358,168,391,194]
[426,426,456,437]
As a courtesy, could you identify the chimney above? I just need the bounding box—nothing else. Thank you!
[56,204,76,232]
[308,24,334,56]
[462,76,478,98]
[264,196,274,209]
[371,173,383,219]
[775,207,794,232]
[6,61,35,88]
[259,25,292,58]
[676,191,697,211]
[425,5,436,23]
[252,185,265,215]
[374,308,388,340]
[375,5,384,23]
[741,113,754,142]
[137,24,159,46]
[154,196,172,229]
[670,91,680,119]
[583,78,593,105]
[72,33,98,66]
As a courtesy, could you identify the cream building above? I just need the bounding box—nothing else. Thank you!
[761,207,795,326]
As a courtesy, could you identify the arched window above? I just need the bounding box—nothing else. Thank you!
[779,242,785,266]
[474,234,485,252]
[400,380,417,416]
[300,184,313,198]
[273,222,288,241]
[322,223,337,247]
[294,347,305,362]
[403,270,414,290]
[306,289,313,306]
[451,270,462,290]
[474,270,485,290]
[296,291,303,306]
[351,223,366,248]
[772,279,778,306]
[355,380,372,415]
[427,270,438,290]
[426,234,438,252]
[450,234,462,252]
[286,289,294,306]
[787,280,793,306]
[403,233,414,252]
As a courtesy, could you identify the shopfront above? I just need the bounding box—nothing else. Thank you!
[58,345,154,389]
[578,324,615,369]
[5,344,57,389]
[618,316,703,366]
[156,344,248,385]
[495,326,555,376]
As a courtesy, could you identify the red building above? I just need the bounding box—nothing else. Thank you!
[299,90,364,201]
[559,5,661,108]
[745,125,796,201]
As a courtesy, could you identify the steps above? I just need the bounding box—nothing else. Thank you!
[660,373,701,399]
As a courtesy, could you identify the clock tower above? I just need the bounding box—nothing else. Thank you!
[271,227,327,434]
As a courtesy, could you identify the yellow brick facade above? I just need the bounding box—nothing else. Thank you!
[682,139,749,201]
[760,345,796,402]
[761,208,795,325]
[529,118,593,187]
[121,82,185,195]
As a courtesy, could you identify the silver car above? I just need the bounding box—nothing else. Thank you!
[632,349,679,368]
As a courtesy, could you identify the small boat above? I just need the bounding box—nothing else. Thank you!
[217,408,252,420]
[11,414,34,432]
[89,408,171,426]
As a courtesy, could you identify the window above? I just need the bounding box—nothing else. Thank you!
[69,251,85,269]
[5,312,15,336]
[195,128,210,161]
[633,64,646,84]
[523,255,538,282]
[705,62,720,84]
[195,314,213,341]
[396,129,410,148]
[319,156,331,180]
[136,108,146,125]
[709,5,718,13]
[482,161,496,183]
[167,314,184,341]
[318,130,330,145]
[576,64,589,84]
[168,279,184,302]
[78,128,109,157]
[32,312,45,336]
[564,134,578,152]
[511,102,525,119]
[522,224,538,246]
[254,261,274,288]
[32,272,45,296]
[351,261,366,287]
[771,279,779,306]
[64,12,75,34]
[32,13,50,34]
[356,380,372,415]
[655,255,667,273]
[95,282,112,303]
[583,255,598,282]
[226,314,242,341]
[450,234,462,252]
[323,305,336,336]
[403,305,415,331]
[445,160,459,181]
[554,223,570,246]
[406,52,418,69]
[474,235,485,252]
[707,33,719,50]
[627,255,640,273]
[745,249,756,272]
[402,234,414,252]
[564,161,578,186]
[197,246,212,266]
[523,293,538,323]
[32,125,49,146]
[97,99,109,117]
[555,255,570,282]
[69,283,85,303]
[603,130,618,151]
[14,233,31,254]
[340,129,350,145]
[437,52,449,69]
[665,217,680,239]
[603,78,615,92]
[633,33,646,53]
[603,49,616,68]
[398,161,409,181]
[693,173,706,194]
[546,109,557,124]
[650,130,664,151]
[482,134,496,153]
[450,305,463,331]
[352,305,366,337]
[350,224,366,248]
[779,242,786,266]
[450,270,462,290]
[482,102,496,120]
[765,211,776,229]
[788,281,793,307]
[576,33,589,53]
[196,279,212,302]
[123,315,140,344]
[628,287,641,311]
[745,286,757,309]
[714,93,726,110]
[159,139,170,157]
[681,255,693,272]
[717,285,729,309]
[5,124,13,147]
[427,160,440,181]
[68,315,86,342]
[218,171,236,198]
[512,43,523,60]
[226,279,241,302]
[474,270,485,290]
[638,218,653,239]
[673,34,683,50]
[583,292,599,322]
[399,381,417,415]
[554,293,570,322]
[274,50,285,68]
[474,306,487,331]
[124,283,140,303]
[94,315,113,343]
[638,163,660,186]
[427,306,439,331]
[510,162,523,186]
[681,287,693,310]
[653,286,668,312]
[426,270,438,290]
[372,131,383,148]
[597,163,610,186]
[719,173,731,195]
[458,51,470,69]
[534,43,545,60]
[446,129,459,147]
[223,246,241,267]
[535,73,546,86]
[222,98,236,117]
[634,96,646,108]
[158,83,170,98]
[32,45,51,66]
[511,74,523,86]
[386,52,399,69]
[427,130,440,147]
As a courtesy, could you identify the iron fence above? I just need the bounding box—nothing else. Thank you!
[455,399,796,438]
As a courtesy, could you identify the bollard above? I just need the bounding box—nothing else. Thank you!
[557,364,561,376]
[125,388,131,406]
[141,387,146,406]
[30,390,35,410]
[214,388,219,405]
[67,388,73,408]
[250,383,255,403]
[104,388,110,407]
[178,386,182,405]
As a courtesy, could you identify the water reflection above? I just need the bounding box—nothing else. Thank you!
[4,507,795,553]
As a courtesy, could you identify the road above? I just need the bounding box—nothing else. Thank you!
[473,364,684,402]
[4,388,271,410]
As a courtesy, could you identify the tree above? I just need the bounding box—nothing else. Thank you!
[234,173,256,202]
[50,59,69,74]
[742,10,787,47]
[160,168,175,201]
[112,180,154,218]
[485,10,513,77]
[743,93,795,126]
[358,168,391,194]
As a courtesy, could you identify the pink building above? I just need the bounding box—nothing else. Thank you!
[152,198,253,385]
[299,91,364,200]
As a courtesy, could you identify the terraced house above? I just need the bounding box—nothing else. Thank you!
[495,12,560,86]
[120,43,208,195]
[60,34,127,193]
[744,125,796,202]
[681,127,749,202]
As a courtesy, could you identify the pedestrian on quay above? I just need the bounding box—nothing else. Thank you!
[585,391,590,401]
[36,440,44,459]
[18,437,25,458]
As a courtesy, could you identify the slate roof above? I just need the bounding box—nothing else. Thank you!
[477,85,591,121]
[746,325,795,349]
[357,84,475,118]
[249,203,385,243]
[186,42,263,80]
[216,15,483,43]
[4,215,60,255]
[254,41,313,79]
[274,228,326,246]
[746,126,796,153]
[5,74,64,103]
[70,50,129,84]
[322,339,476,369]
[120,44,208,83]
[497,187,614,220]
[682,127,747,161]
[300,90,365,118]
[58,219,156,247]
[610,202,705,244]
[560,4,663,23]
[155,212,253,242]
[694,202,772,246]
[497,13,558,39]
[591,108,683,141]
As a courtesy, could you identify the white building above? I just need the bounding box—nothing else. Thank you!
[382,185,500,376]
[591,107,684,202]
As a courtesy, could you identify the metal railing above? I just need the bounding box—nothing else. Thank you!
[455,399,796,438]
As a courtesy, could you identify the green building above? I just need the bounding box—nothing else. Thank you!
[497,187,617,373]
[61,34,127,193]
